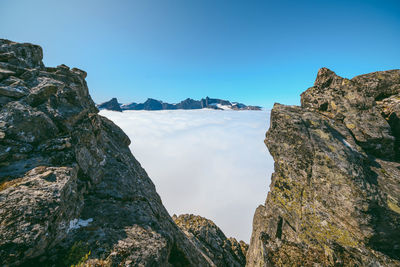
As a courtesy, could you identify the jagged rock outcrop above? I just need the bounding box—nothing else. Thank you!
[173,214,248,267]
[247,68,400,266]
[120,99,177,110]
[0,39,227,266]
[97,97,122,112]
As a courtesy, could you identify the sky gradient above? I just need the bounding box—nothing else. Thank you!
[1,0,399,108]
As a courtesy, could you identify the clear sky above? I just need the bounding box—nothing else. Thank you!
[1,0,399,108]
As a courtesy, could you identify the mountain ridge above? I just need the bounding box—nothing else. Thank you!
[97,96,262,111]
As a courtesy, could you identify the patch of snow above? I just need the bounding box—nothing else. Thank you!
[99,156,107,166]
[207,103,232,110]
[120,102,136,108]
[68,218,93,232]
[342,139,356,151]
[216,103,232,110]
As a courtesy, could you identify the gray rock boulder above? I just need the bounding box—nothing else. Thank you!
[173,214,248,267]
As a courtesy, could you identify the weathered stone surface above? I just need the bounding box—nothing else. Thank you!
[247,68,400,266]
[0,69,16,82]
[0,84,28,98]
[0,39,219,266]
[0,166,83,265]
[0,39,44,69]
[301,68,400,158]
[173,214,248,267]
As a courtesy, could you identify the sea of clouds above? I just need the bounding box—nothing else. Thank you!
[100,109,274,242]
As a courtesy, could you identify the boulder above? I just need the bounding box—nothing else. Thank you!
[173,214,248,267]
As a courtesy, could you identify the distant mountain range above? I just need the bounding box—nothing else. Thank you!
[97,97,262,112]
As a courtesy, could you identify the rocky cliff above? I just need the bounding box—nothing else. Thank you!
[0,39,243,266]
[173,214,248,267]
[247,68,400,266]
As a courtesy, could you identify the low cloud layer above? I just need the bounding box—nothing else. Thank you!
[100,109,273,242]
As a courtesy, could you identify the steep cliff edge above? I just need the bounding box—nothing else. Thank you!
[247,68,400,266]
[0,39,240,266]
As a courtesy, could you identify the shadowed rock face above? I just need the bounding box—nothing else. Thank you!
[247,68,400,266]
[97,97,122,112]
[0,39,225,266]
[173,214,248,267]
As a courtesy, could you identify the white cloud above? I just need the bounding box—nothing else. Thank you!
[100,109,274,242]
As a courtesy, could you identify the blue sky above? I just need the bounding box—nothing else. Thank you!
[1,0,399,108]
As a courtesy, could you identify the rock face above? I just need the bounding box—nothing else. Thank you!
[97,97,122,112]
[107,96,262,111]
[173,214,248,267]
[247,68,400,266]
[0,39,231,266]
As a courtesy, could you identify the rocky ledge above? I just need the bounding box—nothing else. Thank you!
[173,214,248,267]
[0,39,241,266]
[247,68,400,266]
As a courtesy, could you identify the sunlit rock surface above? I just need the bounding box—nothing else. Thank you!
[173,214,248,266]
[247,68,400,266]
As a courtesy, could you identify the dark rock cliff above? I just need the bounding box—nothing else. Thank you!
[247,68,400,266]
[0,39,242,266]
[97,97,122,112]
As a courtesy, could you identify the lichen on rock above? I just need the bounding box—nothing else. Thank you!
[173,214,248,266]
[247,68,400,266]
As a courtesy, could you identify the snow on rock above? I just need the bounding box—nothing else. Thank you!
[68,218,93,232]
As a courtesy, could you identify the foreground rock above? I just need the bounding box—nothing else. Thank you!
[0,39,230,266]
[247,68,400,266]
[173,214,248,267]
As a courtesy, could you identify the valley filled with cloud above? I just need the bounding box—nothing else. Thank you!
[100,109,273,241]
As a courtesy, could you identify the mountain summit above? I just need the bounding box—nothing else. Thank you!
[97,96,262,111]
